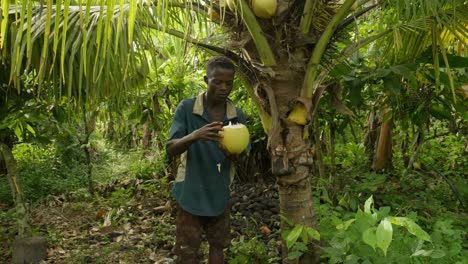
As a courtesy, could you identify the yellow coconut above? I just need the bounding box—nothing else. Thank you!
[219,122,250,154]
[252,0,277,19]
[287,104,308,125]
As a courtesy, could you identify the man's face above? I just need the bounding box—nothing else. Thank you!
[205,67,235,103]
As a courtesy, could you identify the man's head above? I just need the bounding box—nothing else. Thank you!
[206,56,235,77]
[204,56,235,103]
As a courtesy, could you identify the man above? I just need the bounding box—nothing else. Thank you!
[166,56,249,264]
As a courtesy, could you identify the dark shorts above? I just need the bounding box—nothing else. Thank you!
[173,204,231,263]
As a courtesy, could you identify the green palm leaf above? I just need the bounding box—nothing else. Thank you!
[6,3,152,104]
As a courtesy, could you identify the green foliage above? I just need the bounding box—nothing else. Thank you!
[152,221,176,248]
[91,135,168,184]
[318,195,466,263]
[108,188,134,208]
[279,215,320,260]
[7,143,87,204]
[419,134,467,172]
[429,220,467,262]
[228,236,269,264]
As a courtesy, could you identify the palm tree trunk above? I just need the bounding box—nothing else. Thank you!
[275,125,319,263]
[263,78,319,263]
[0,142,30,237]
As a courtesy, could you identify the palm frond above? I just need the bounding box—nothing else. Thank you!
[376,2,467,64]
[6,3,152,104]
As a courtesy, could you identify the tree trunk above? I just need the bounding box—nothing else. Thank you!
[363,111,379,167]
[274,125,319,264]
[260,77,318,263]
[105,111,116,142]
[0,142,30,237]
[142,123,152,149]
[0,155,6,177]
[372,114,393,171]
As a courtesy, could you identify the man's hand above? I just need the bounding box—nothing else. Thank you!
[167,122,223,157]
[191,122,223,142]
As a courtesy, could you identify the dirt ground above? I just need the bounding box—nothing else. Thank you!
[0,180,281,264]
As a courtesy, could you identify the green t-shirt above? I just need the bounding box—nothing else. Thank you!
[169,92,248,216]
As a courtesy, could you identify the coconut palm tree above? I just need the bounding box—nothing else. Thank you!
[2,0,467,262]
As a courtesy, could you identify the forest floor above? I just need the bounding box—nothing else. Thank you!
[0,178,282,264]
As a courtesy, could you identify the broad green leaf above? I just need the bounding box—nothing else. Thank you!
[355,209,378,232]
[305,227,320,241]
[429,249,446,259]
[377,207,391,220]
[25,124,36,136]
[281,230,291,240]
[336,219,355,230]
[329,63,353,78]
[14,125,22,141]
[417,47,468,68]
[383,75,402,96]
[387,217,431,242]
[346,79,363,107]
[411,249,433,257]
[362,227,377,250]
[376,219,392,256]
[364,196,373,214]
[390,64,418,79]
[286,225,303,249]
[374,68,391,78]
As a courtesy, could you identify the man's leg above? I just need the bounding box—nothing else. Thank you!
[173,205,202,264]
[205,205,231,264]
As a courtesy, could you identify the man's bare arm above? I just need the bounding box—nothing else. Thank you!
[167,122,223,157]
